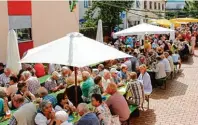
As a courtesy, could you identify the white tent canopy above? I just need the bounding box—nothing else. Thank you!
[114,23,175,37]
[7,30,21,74]
[21,32,132,67]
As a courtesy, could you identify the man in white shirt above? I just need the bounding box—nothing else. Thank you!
[161,54,171,77]
[102,70,112,91]
[152,56,166,80]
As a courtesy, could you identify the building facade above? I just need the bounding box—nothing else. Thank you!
[128,0,166,26]
[0,1,79,63]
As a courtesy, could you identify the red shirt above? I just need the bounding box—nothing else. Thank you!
[34,63,45,78]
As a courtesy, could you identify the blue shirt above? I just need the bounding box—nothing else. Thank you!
[118,71,127,80]
[172,54,180,63]
[77,113,100,125]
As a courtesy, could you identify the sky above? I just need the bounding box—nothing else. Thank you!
[166,0,186,9]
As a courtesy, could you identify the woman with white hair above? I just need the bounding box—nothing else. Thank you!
[35,100,56,125]
[55,111,72,125]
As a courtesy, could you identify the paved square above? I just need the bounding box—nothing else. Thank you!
[131,50,198,125]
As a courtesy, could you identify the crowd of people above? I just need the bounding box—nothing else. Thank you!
[0,23,196,125]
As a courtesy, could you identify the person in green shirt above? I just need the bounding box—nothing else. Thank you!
[81,71,94,103]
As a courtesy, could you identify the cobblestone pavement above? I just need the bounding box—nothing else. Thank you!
[131,50,198,125]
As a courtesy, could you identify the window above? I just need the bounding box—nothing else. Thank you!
[162,4,164,10]
[9,16,32,42]
[144,1,147,9]
[158,3,161,10]
[84,0,92,8]
[15,28,32,42]
[154,2,157,10]
[149,1,152,9]
[136,0,140,8]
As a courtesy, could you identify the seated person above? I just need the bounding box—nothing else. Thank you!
[22,71,41,95]
[81,71,94,103]
[34,63,46,78]
[64,77,83,106]
[16,82,35,103]
[0,68,12,87]
[105,83,130,123]
[88,76,102,102]
[138,64,152,95]
[55,111,72,125]
[35,100,56,125]
[172,51,181,69]
[118,64,128,82]
[102,70,113,91]
[0,89,10,117]
[9,98,37,125]
[55,93,75,114]
[126,72,144,106]
[6,75,18,99]
[59,66,72,85]
[37,87,57,107]
[98,64,105,77]
[161,54,171,77]
[91,94,113,125]
[45,71,64,92]
[152,56,167,86]
[76,103,100,125]
[110,68,124,87]
[8,94,24,110]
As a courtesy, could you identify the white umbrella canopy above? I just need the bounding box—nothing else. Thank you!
[6,30,22,74]
[21,32,132,67]
[114,23,175,37]
[96,19,103,43]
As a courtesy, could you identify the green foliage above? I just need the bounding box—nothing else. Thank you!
[83,1,134,29]
[183,1,198,18]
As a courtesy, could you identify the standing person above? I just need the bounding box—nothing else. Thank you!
[9,97,37,125]
[98,64,105,77]
[172,51,182,69]
[138,65,152,95]
[76,103,100,125]
[105,83,130,123]
[191,34,196,55]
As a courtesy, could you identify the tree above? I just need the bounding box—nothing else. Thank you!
[183,0,198,18]
[83,1,134,31]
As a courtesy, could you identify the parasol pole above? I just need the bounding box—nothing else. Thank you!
[74,67,78,107]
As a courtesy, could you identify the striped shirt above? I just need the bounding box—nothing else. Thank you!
[0,73,10,87]
[125,79,144,106]
[26,76,41,95]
